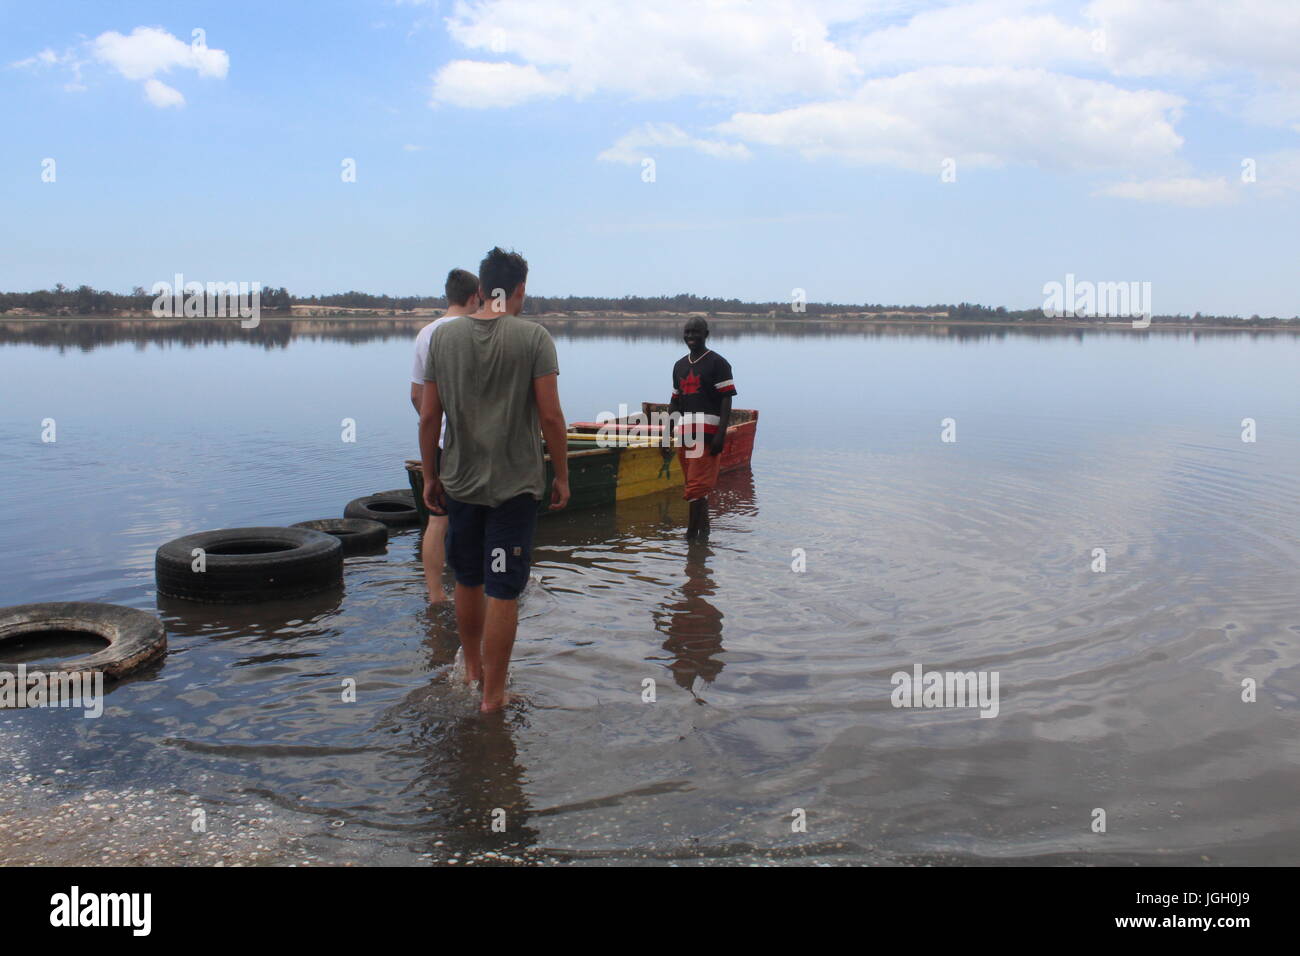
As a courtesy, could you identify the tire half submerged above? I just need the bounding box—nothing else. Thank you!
[290,518,388,557]
[155,526,343,603]
[0,602,167,680]
[344,493,421,527]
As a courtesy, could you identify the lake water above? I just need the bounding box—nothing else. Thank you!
[1,320,1297,865]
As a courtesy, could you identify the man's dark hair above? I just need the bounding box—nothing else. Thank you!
[445,268,479,307]
[478,247,529,302]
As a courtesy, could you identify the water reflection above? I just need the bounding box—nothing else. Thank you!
[157,587,346,657]
[4,324,1298,866]
[4,317,1291,353]
[384,681,540,859]
[652,543,726,697]
[359,608,541,859]
[644,469,758,698]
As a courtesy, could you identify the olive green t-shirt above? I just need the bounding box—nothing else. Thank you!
[424,314,559,507]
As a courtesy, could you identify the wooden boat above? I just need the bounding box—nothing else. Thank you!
[405,402,758,520]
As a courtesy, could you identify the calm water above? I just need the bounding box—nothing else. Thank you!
[1,321,1297,865]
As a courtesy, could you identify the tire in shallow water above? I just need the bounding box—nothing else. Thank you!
[290,518,388,557]
[0,602,167,680]
[155,527,343,603]
[344,493,421,527]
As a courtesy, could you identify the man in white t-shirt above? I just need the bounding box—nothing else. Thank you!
[410,268,481,603]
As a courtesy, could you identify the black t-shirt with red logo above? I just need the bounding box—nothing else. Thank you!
[671,350,737,437]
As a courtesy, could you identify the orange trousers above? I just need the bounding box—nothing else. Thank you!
[678,446,722,501]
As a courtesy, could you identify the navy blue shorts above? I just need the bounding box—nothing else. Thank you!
[444,493,539,600]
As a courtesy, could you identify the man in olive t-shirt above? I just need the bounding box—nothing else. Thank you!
[426,312,558,505]
[418,247,570,714]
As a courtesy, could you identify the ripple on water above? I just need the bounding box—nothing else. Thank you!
[2,332,1298,865]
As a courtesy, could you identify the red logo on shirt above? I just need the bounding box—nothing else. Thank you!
[681,370,701,394]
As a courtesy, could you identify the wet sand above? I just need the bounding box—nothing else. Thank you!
[0,776,552,867]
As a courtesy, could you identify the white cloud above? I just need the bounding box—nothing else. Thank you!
[92,27,229,81]
[1088,0,1299,79]
[599,123,751,164]
[854,0,1101,70]
[431,60,565,108]
[10,48,64,69]
[1097,150,1300,204]
[425,1,1211,178]
[1094,176,1236,206]
[718,67,1185,172]
[421,0,1300,186]
[12,26,229,108]
[143,78,186,108]
[10,44,88,92]
[1087,0,1300,129]
[431,0,864,107]
[14,27,229,107]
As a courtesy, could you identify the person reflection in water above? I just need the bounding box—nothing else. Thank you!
[653,544,725,699]
[400,618,540,859]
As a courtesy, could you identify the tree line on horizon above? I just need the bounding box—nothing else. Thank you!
[0,284,293,316]
[0,284,1291,325]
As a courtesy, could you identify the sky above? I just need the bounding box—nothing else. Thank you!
[1,0,1298,315]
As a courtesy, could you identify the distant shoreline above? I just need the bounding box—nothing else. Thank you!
[2,312,1297,332]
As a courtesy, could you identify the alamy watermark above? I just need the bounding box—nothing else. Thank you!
[890,663,999,718]
[151,273,261,328]
[49,886,151,936]
[593,403,704,457]
[1042,273,1152,328]
[0,665,103,718]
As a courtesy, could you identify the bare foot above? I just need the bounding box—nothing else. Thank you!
[479,692,511,714]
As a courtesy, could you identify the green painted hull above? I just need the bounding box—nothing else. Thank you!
[403,408,757,521]
[406,442,640,521]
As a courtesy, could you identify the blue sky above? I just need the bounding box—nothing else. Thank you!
[2,0,1298,315]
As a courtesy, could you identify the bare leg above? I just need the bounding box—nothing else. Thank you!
[422,514,448,603]
[455,582,485,685]
[479,596,519,713]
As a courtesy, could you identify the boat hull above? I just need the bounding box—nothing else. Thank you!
[404,405,757,521]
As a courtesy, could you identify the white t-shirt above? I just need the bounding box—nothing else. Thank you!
[412,314,459,448]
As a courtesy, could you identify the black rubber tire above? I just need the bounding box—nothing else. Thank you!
[372,489,415,500]
[155,527,343,603]
[344,493,421,527]
[0,602,167,680]
[290,518,388,557]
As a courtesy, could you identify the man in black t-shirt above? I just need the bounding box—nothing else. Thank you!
[664,317,737,539]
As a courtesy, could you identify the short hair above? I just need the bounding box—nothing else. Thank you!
[445,268,479,307]
[684,316,709,334]
[478,247,529,302]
